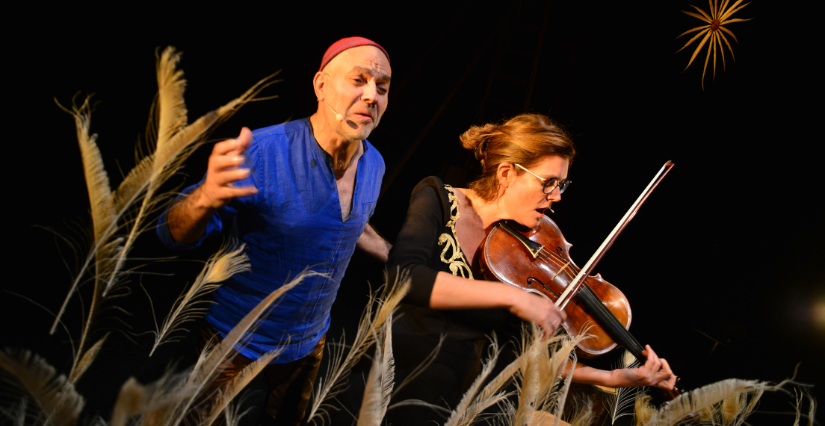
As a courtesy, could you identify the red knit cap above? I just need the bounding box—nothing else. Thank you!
[319,37,390,72]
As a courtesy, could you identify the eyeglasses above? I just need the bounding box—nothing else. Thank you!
[515,163,572,194]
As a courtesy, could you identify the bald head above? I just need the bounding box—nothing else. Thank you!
[323,46,391,82]
[312,45,392,142]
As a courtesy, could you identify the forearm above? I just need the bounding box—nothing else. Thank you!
[428,272,517,310]
[167,186,216,244]
[567,362,618,387]
[357,224,392,263]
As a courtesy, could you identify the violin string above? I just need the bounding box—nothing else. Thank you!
[533,245,644,355]
[535,247,583,306]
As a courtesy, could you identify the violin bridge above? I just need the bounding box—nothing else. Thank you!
[551,261,572,280]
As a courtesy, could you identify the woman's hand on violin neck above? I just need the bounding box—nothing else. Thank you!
[508,291,566,340]
[610,345,677,390]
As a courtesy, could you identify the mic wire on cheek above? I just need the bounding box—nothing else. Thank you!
[323,99,344,122]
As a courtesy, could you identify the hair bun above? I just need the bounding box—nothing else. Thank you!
[460,123,498,168]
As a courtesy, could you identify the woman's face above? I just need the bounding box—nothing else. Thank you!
[501,155,570,228]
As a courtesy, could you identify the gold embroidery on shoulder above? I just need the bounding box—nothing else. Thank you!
[437,185,474,279]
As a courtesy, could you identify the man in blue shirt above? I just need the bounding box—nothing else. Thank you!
[157,37,392,425]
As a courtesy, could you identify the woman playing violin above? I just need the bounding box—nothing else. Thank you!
[384,113,676,424]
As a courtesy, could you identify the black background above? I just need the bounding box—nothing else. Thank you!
[2,1,822,424]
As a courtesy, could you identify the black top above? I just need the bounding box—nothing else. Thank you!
[388,176,515,345]
[333,177,524,426]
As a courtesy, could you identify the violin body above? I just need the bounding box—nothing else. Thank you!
[479,216,635,358]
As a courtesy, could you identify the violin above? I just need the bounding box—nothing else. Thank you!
[479,216,638,357]
[478,161,678,397]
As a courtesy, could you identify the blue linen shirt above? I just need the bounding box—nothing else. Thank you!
[157,118,384,362]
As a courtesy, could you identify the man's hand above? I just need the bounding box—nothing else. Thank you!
[193,127,259,210]
[167,128,258,244]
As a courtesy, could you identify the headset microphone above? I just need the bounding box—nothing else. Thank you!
[323,100,344,122]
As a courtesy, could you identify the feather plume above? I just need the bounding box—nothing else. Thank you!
[102,66,282,299]
[643,378,767,425]
[202,348,282,425]
[633,393,654,426]
[108,370,194,426]
[305,275,410,424]
[66,98,115,250]
[50,97,118,335]
[218,398,256,426]
[356,312,395,426]
[445,328,575,426]
[149,68,282,188]
[604,350,640,424]
[546,351,576,425]
[720,391,746,425]
[524,326,581,421]
[68,333,108,384]
[492,398,517,426]
[564,395,594,426]
[149,244,250,356]
[528,411,572,426]
[154,47,188,150]
[112,154,154,214]
[49,52,281,386]
[514,332,543,426]
[499,325,585,426]
[109,377,145,426]
[170,269,321,425]
[805,391,817,426]
[444,337,506,426]
[0,398,28,426]
[378,316,395,417]
[0,349,84,426]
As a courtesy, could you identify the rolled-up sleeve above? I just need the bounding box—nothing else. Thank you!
[155,183,224,251]
[388,177,448,307]
[156,136,261,252]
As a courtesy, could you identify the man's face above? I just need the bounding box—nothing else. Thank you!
[322,46,391,141]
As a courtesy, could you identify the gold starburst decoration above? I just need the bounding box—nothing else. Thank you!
[677,0,752,89]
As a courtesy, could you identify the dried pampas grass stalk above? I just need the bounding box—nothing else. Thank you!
[170,270,320,425]
[443,336,505,426]
[49,46,280,386]
[305,272,410,425]
[444,325,584,426]
[565,395,594,426]
[106,272,309,426]
[202,348,283,425]
[525,324,586,424]
[149,244,250,356]
[356,311,395,426]
[68,333,109,384]
[0,349,84,426]
[514,329,544,425]
[0,398,28,426]
[633,393,654,426]
[604,350,640,425]
[108,369,195,426]
[634,377,810,426]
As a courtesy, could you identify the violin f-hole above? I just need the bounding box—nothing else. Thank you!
[527,277,559,298]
